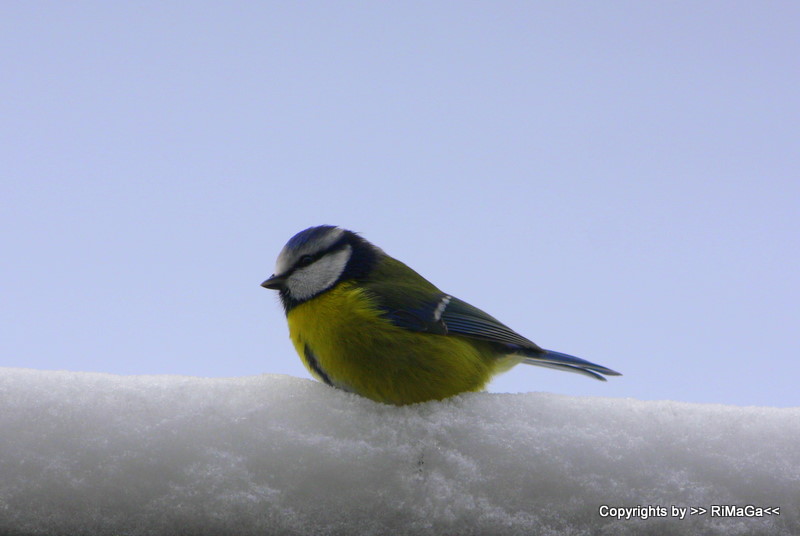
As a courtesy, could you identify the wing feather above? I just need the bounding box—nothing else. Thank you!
[361,258,620,380]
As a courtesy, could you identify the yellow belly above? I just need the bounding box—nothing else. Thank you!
[286,282,504,405]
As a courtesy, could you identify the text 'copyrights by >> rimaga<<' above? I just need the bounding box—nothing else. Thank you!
[598,504,781,521]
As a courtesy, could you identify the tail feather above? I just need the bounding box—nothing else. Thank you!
[521,349,622,381]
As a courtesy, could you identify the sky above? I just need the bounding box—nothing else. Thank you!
[1,2,798,407]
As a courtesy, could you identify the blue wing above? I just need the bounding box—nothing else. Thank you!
[377,291,621,381]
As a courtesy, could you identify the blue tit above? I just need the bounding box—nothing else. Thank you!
[261,225,620,405]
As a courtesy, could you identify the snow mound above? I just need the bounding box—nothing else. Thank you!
[0,368,797,535]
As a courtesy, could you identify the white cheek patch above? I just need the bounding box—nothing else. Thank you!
[285,245,352,301]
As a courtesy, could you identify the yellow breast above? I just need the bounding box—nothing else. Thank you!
[285,282,500,405]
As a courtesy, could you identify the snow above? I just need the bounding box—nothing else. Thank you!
[0,368,797,536]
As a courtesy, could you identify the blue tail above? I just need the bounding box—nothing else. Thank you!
[521,349,622,381]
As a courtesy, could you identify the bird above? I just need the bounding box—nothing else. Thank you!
[261,225,620,405]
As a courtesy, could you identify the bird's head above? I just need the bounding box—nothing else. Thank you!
[261,225,380,310]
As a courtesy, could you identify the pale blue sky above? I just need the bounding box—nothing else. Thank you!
[2,2,798,407]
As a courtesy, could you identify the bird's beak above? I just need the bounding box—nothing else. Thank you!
[261,274,286,290]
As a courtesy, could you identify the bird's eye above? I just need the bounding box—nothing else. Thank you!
[297,254,315,268]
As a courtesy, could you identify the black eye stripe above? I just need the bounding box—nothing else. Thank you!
[292,235,352,273]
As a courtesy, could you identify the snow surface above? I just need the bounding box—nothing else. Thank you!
[0,368,797,536]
